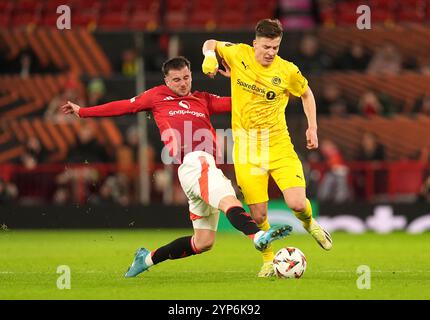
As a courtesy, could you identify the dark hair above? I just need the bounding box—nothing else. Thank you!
[162,56,191,76]
[255,19,283,39]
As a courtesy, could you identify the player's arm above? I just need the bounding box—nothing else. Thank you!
[202,40,233,78]
[301,86,318,150]
[207,95,232,114]
[60,91,153,118]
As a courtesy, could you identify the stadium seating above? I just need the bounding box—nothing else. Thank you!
[0,28,112,76]
[0,0,280,31]
[318,115,430,161]
[0,116,123,164]
[310,72,430,112]
[320,0,430,25]
[0,0,429,30]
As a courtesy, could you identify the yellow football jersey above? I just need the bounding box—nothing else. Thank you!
[216,42,308,156]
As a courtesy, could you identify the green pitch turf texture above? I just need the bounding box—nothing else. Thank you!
[1,230,429,300]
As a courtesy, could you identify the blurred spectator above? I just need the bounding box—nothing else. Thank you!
[19,49,37,78]
[412,93,430,116]
[124,125,139,163]
[302,150,322,199]
[277,0,317,30]
[45,86,86,122]
[335,40,371,71]
[367,42,402,75]
[45,72,86,121]
[67,123,111,163]
[357,90,383,117]
[120,48,138,77]
[89,174,131,206]
[377,91,399,115]
[317,83,352,115]
[4,47,41,78]
[119,125,157,168]
[0,178,18,204]
[145,34,168,72]
[52,187,71,205]
[421,57,430,74]
[357,132,386,161]
[87,78,107,106]
[0,42,11,74]
[54,167,100,203]
[20,137,49,169]
[295,34,332,74]
[418,175,430,203]
[317,139,351,202]
[411,146,430,163]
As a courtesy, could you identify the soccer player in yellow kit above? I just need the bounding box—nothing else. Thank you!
[202,19,332,277]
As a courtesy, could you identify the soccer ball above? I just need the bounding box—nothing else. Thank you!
[273,247,307,279]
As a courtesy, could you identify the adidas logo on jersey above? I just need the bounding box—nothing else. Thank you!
[163,96,174,101]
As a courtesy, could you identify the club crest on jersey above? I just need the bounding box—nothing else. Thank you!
[272,76,281,86]
[178,100,191,109]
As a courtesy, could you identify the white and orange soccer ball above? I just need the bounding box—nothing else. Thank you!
[273,247,307,279]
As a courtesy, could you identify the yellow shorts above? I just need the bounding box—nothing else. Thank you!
[234,154,306,205]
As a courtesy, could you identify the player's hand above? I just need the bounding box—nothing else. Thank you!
[306,127,318,149]
[60,100,81,118]
[218,59,231,78]
[202,51,219,78]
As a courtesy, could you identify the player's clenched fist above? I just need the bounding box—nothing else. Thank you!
[202,50,218,78]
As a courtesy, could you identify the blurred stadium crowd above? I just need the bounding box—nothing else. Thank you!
[1,0,430,206]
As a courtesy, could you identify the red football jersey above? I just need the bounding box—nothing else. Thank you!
[79,85,231,163]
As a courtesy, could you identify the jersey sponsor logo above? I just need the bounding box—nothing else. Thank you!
[178,100,191,109]
[168,109,206,118]
[272,76,281,85]
[266,91,276,100]
[236,79,266,96]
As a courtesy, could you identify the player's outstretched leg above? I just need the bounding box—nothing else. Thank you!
[306,219,333,250]
[256,218,276,277]
[293,199,332,250]
[253,224,293,251]
[125,248,151,277]
[125,236,201,278]
[221,203,292,252]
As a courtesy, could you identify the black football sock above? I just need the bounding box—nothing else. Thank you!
[151,236,200,265]
[226,206,261,236]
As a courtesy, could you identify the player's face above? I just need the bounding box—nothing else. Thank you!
[164,67,192,96]
[253,36,282,67]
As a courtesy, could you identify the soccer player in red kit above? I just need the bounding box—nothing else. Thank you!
[61,57,292,278]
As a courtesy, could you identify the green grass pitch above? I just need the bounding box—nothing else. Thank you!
[1,230,429,300]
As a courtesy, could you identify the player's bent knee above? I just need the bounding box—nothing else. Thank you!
[194,237,215,253]
[218,195,242,213]
[288,201,307,213]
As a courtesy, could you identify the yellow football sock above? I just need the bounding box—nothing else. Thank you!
[292,198,313,230]
[258,218,275,263]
